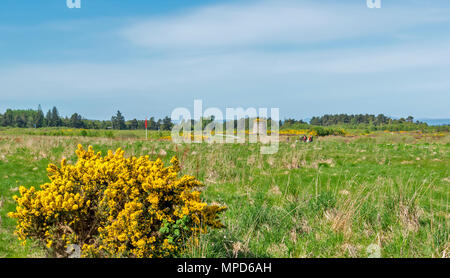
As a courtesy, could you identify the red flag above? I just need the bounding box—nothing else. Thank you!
[145,118,148,129]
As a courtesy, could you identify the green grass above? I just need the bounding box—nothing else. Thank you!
[0,127,172,139]
[0,131,448,258]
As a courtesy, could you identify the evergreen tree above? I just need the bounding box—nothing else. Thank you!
[2,109,14,126]
[69,113,84,128]
[34,105,45,128]
[129,119,139,130]
[46,109,53,126]
[149,117,157,130]
[406,116,414,123]
[111,110,126,130]
[16,114,27,128]
[51,106,62,127]
[161,116,173,131]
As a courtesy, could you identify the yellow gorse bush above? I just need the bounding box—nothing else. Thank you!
[8,145,226,258]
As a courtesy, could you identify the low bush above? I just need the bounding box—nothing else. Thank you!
[9,145,226,258]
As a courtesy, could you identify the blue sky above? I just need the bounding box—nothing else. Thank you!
[1,0,449,120]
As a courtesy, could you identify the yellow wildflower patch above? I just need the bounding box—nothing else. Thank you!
[9,145,226,258]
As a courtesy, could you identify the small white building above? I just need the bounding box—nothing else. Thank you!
[252,118,267,135]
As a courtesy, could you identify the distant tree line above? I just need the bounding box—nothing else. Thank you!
[1,108,448,132]
[0,106,174,131]
[309,114,415,126]
[279,114,450,133]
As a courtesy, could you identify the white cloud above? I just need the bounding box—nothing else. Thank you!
[120,0,449,49]
[289,41,450,74]
[2,40,450,100]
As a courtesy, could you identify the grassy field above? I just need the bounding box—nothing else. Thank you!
[0,127,172,140]
[0,129,448,258]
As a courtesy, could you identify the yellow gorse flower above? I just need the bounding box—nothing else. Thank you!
[8,144,226,258]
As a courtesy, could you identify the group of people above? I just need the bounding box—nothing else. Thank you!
[300,135,314,143]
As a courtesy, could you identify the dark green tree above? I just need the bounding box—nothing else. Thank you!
[69,113,84,128]
[34,105,45,128]
[51,107,62,127]
[129,119,139,130]
[161,116,174,131]
[45,109,52,126]
[2,109,14,126]
[406,116,414,123]
[111,110,126,130]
